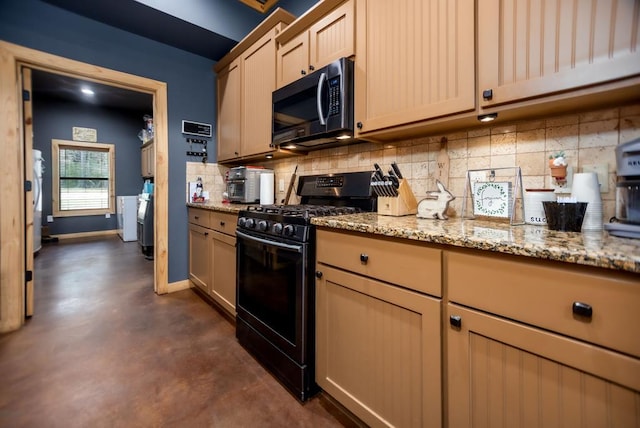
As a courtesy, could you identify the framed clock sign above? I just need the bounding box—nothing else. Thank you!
[461,167,525,225]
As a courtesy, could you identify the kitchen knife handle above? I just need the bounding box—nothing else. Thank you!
[391,162,403,179]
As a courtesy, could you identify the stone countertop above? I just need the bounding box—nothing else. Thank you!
[186,201,255,214]
[311,213,640,274]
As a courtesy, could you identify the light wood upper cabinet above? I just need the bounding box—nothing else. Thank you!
[354,0,475,135]
[478,0,640,108]
[216,59,241,161]
[215,9,295,163]
[276,0,354,88]
[141,139,154,178]
[240,30,279,158]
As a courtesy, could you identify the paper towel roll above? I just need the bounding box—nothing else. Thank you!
[260,172,275,205]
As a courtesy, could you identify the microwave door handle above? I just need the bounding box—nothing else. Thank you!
[316,72,327,126]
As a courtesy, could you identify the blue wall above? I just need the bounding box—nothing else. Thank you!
[0,0,215,283]
[33,96,148,235]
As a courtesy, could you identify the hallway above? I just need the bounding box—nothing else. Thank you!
[0,237,352,427]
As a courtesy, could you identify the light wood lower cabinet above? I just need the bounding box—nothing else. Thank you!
[188,222,210,293]
[446,250,640,428]
[316,229,442,427]
[446,303,640,428]
[188,208,237,316]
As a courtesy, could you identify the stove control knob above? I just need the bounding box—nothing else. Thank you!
[238,217,246,227]
[283,224,295,237]
[273,223,283,234]
[245,218,255,229]
[258,220,268,232]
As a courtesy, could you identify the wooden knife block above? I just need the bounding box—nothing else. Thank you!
[377,179,418,216]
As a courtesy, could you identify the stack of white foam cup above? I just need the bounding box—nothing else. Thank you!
[571,172,603,231]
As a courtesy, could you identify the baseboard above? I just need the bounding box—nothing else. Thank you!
[167,279,191,293]
[54,229,118,240]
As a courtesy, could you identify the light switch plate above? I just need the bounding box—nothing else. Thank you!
[278,178,285,192]
[105,213,111,218]
[47,215,53,223]
[582,164,608,192]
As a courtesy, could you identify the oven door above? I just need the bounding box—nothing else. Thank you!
[235,230,310,364]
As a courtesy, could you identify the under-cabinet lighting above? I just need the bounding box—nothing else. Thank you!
[336,134,352,140]
[265,154,273,159]
[478,113,498,122]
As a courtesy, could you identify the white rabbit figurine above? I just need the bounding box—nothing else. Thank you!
[417,180,455,220]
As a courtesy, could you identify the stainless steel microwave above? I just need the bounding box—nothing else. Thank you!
[272,57,354,150]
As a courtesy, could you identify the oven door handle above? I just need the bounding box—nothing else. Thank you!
[236,230,303,253]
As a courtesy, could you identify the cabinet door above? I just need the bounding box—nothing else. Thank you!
[188,223,210,292]
[241,29,278,157]
[447,303,640,428]
[308,0,355,70]
[478,0,640,108]
[355,0,475,134]
[210,231,236,316]
[316,264,442,428]
[277,31,309,88]
[217,59,241,161]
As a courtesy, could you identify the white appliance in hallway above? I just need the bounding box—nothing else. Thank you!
[33,149,43,253]
[116,195,138,242]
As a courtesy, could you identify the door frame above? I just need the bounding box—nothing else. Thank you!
[0,41,169,332]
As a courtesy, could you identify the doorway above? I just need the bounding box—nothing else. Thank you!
[0,41,169,332]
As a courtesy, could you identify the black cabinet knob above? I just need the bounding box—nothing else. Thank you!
[357,122,363,129]
[572,302,593,318]
[301,70,306,75]
[194,216,199,220]
[482,89,493,100]
[309,65,315,71]
[220,221,225,226]
[360,253,369,263]
[315,271,323,279]
[450,315,462,328]
[204,232,209,237]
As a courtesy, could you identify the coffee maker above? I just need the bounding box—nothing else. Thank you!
[605,137,640,238]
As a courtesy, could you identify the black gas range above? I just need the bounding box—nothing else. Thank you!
[235,171,375,401]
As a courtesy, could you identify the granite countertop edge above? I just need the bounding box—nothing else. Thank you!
[310,213,640,275]
[186,204,640,274]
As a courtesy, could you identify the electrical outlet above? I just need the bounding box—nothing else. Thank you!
[47,215,53,223]
[278,178,285,192]
[582,164,608,192]
[105,213,111,219]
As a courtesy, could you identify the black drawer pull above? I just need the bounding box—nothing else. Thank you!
[220,221,225,226]
[450,315,462,328]
[360,253,369,263]
[194,216,199,220]
[572,302,593,318]
[315,271,323,279]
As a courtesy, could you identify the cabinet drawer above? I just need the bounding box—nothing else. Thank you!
[211,211,237,236]
[447,251,640,358]
[317,229,442,297]
[188,208,210,228]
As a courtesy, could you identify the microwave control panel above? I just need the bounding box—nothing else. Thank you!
[328,77,341,116]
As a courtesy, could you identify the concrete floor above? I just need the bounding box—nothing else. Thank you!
[0,236,357,427]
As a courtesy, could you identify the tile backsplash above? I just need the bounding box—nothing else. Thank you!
[187,103,640,222]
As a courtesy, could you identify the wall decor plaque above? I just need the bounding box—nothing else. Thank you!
[72,127,97,142]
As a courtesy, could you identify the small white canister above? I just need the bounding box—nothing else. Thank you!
[524,189,556,225]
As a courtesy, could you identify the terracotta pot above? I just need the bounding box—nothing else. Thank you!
[550,165,567,179]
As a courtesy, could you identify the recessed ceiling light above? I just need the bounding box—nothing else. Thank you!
[81,87,94,96]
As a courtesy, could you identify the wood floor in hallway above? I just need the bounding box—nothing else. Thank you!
[0,236,354,427]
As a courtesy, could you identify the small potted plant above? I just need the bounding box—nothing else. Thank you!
[549,151,568,179]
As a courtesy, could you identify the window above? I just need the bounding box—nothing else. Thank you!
[52,139,115,217]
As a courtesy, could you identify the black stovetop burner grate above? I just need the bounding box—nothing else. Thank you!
[246,204,361,220]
